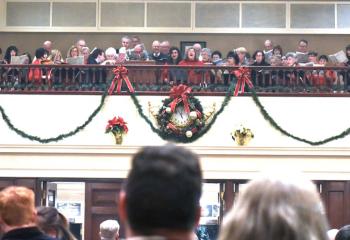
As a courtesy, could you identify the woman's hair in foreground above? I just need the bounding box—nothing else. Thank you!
[36,206,76,240]
[219,174,329,240]
[0,186,35,226]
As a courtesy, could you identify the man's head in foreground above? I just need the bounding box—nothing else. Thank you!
[119,144,202,239]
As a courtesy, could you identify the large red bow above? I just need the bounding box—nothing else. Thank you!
[169,84,192,113]
[108,66,135,94]
[233,67,254,96]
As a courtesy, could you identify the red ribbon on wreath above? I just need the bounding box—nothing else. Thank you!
[108,66,135,94]
[169,84,192,113]
[233,67,254,96]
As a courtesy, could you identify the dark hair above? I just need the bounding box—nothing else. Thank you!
[252,50,266,63]
[125,144,202,234]
[4,45,18,63]
[273,45,283,56]
[184,47,199,61]
[299,39,308,45]
[212,50,222,59]
[226,51,239,64]
[336,225,350,240]
[308,51,318,57]
[87,48,103,63]
[167,46,182,64]
[318,55,329,62]
[35,47,48,59]
[36,206,76,240]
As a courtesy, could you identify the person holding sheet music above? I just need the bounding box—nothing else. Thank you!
[66,45,80,59]
[3,45,18,64]
[295,39,309,64]
[2,45,19,88]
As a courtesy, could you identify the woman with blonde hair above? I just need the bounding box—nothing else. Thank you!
[36,206,77,240]
[219,173,329,240]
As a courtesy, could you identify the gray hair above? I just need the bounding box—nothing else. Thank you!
[285,52,297,59]
[100,220,120,240]
[219,173,329,240]
[201,48,211,56]
[105,47,117,57]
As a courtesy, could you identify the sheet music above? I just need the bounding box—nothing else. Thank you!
[328,50,347,63]
[10,55,29,64]
[66,56,84,65]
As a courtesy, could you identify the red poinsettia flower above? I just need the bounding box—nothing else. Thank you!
[105,116,128,134]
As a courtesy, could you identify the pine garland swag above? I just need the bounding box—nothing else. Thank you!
[250,89,350,145]
[0,91,108,143]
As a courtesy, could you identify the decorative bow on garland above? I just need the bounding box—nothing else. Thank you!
[108,66,135,94]
[169,84,192,113]
[233,67,254,96]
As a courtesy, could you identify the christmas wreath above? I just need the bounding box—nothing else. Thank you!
[156,85,205,141]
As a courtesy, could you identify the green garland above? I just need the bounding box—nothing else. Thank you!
[1,75,350,145]
[130,83,236,143]
[250,89,350,145]
[0,91,108,144]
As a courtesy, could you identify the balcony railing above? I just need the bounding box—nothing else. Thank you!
[0,63,349,95]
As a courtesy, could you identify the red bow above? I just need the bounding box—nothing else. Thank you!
[169,85,192,113]
[233,67,254,96]
[108,66,135,94]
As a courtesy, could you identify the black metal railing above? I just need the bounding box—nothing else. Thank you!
[0,64,349,95]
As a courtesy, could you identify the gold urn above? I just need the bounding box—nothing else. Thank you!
[232,127,254,146]
[113,132,123,145]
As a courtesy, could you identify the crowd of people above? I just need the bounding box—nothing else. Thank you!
[0,144,349,240]
[1,36,350,90]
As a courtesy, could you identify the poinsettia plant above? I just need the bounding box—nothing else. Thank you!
[105,116,128,135]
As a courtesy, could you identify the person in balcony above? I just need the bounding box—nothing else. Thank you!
[235,47,249,66]
[200,48,215,86]
[272,45,283,58]
[66,45,80,60]
[2,45,19,88]
[102,47,117,65]
[75,39,87,54]
[211,50,224,84]
[127,44,148,61]
[345,45,350,66]
[318,55,341,91]
[283,52,307,88]
[263,39,273,63]
[3,45,18,64]
[28,47,49,86]
[250,50,270,87]
[81,46,90,65]
[222,51,239,86]
[87,48,106,90]
[178,47,204,86]
[163,46,183,85]
[149,40,167,64]
[160,40,171,57]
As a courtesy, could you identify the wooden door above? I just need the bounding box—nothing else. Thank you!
[85,181,123,240]
[320,181,350,229]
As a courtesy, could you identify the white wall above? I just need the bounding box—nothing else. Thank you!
[0,94,350,180]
